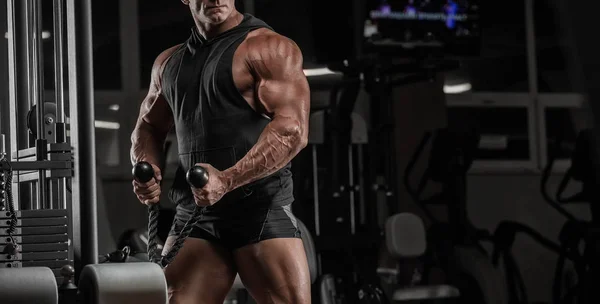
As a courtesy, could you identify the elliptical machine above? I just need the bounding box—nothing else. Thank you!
[541,128,600,304]
[404,127,508,304]
[489,218,566,304]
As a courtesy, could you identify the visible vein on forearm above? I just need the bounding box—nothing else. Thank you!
[226,116,304,190]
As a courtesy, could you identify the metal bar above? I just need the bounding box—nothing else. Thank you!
[119,0,141,168]
[0,135,5,159]
[66,0,98,277]
[0,161,71,171]
[53,0,66,127]
[0,251,69,261]
[14,172,72,184]
[29,0,47,210]
[0,218,68,227]
[21,260,71,268]
[525,0,541,170]
[18,0,32,151]
[348,145,356,235]
[12,143,71,159]
[31,0,44,140]
[357,144,366,226]
[312,145,320,236]
[0,234,69,244]
[53,0,68,210]
[120,0,140,92]
[0,243,69,252]
[0,1,7,139]
[6,0,17,209]
[352,0,364,58]
[0,209,68,218]
[1,226,67,235]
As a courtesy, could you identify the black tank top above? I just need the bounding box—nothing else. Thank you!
[162,14,294,210]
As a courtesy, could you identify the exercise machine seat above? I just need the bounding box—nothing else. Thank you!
[230,217,317,290]
[384,213,460,302]
[385,213,427,258]
[392,285,460,301]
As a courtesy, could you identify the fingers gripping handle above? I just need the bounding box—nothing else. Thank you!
[132,161,154,183]
[132,162,209,267]
[186,165,209,188]
[133,161,209,189]
[132,161,162,263]
[160,166,210,267]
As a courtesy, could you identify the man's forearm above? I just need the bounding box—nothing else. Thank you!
[223,116,307,191]
[130,120,167,166]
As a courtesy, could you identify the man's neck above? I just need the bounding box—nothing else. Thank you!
[195,11,244,39]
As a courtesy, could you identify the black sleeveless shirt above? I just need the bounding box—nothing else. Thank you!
[162,14,294,211]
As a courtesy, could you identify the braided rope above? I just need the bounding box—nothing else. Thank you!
[147,204,206,268]
[139,162,207,268]
[161,206,206,267]
[147,204,161,264]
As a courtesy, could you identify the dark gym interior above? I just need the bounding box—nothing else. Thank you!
[2,0,600,303]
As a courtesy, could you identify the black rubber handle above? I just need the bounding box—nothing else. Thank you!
[132,161,154,183]
[186,165,209,188]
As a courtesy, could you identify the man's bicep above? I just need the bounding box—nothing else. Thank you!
[258,76,309,120]
[138,91,174,136]
[252,35,310,117]
[136,45,179,134]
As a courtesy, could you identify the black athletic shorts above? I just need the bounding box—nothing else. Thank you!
[168,203,301,250]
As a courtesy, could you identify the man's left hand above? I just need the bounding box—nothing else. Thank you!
[190,163,231,207]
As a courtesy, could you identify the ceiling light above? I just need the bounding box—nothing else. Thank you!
[444,82,472,94]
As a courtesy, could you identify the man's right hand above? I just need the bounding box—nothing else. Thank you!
[132,163,163,205]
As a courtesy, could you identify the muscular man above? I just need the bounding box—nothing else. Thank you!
[130,1,311,303]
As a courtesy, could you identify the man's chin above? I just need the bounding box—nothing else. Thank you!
[204,11,229,24]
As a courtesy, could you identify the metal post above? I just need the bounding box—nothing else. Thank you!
[30,0,44,141]
[525,0,542,170]
[312,145,320,236]
[0,135,5,159]
[28,0,47,210]
[54,0,66,137]
[118,0,141,169]
[352,0,364,58]
[348,146,356,235]
[0,1,7,137]
[357,145,366,225]
[66,0,98,277]
[6,0,20,209]
[53,0,68,210]
[17,0,32,152]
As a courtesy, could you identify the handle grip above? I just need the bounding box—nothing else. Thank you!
[132,161,154,183]
[186,165,209,188]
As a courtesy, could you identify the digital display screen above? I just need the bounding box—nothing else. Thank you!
[365,0,480,55]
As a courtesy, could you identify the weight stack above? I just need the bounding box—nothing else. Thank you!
[0,209,72,284]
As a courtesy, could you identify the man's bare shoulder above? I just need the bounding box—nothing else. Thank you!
[154,44,183,70]
[151,44,184,88]
[242,29,302,62]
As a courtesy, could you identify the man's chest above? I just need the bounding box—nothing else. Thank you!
[162,44,259,114]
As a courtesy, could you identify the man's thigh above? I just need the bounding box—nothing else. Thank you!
[230,205,311,304]
[234,237,311,304]
[162,236,237,304]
